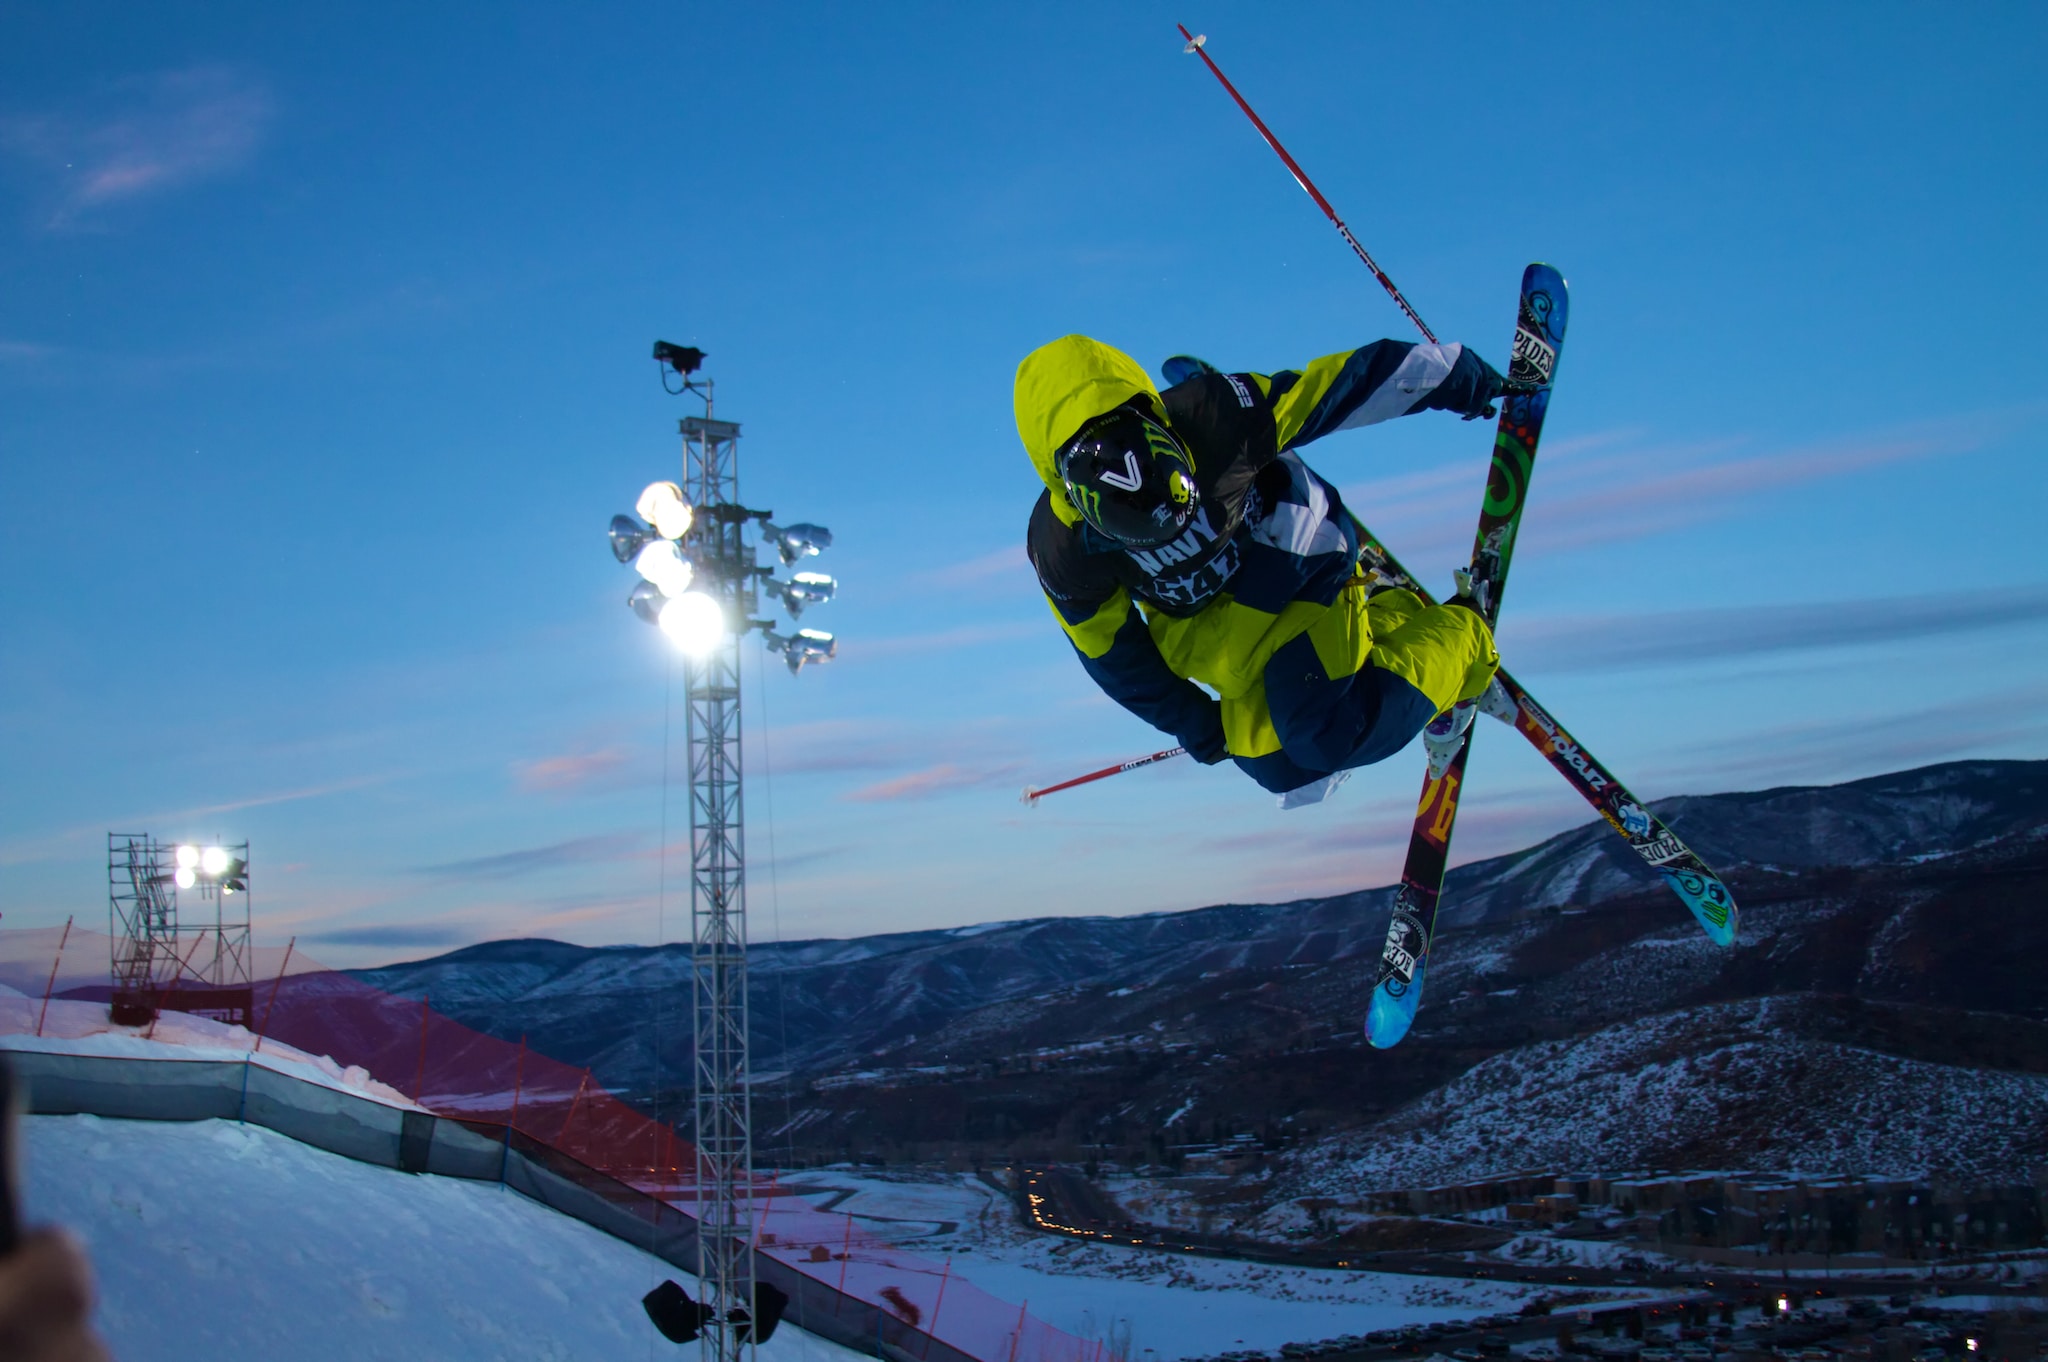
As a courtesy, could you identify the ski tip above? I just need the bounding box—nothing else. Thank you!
[1660,868,1740,946]
[1365,993,1414,1050]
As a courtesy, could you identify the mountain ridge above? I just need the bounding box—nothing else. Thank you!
[348,757,2048,1180]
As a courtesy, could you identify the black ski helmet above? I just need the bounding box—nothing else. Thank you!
[1055,402,1200,550]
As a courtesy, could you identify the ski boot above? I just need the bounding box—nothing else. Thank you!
[1423,676,1515,779]
[1422,702,1477,780]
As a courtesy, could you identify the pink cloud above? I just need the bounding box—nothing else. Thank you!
[2,66,271,226]
[1340,407,2024,570]
[513,745,632,794]
[843,762,1021,803]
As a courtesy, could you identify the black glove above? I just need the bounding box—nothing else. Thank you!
[1181,703,1230,765]
[1423,346,1507,422]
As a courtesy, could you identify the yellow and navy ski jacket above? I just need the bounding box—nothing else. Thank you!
[1017,334,1497,762]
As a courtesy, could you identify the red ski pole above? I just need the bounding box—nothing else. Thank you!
[1176,24,1439,345]
[1022,747,1187,805]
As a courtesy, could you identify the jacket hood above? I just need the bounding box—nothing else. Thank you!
[1014,335,1165,527]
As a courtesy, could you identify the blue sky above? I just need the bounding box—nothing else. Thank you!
[2,3,2044,967]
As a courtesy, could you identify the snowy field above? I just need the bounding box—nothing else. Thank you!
[777,1169,1648,1361]
[25,1114,866,1362]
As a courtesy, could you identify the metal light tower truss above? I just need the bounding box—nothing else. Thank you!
[108,834,177,1025]
[106,834,253,1027]
[680,410,756,1358]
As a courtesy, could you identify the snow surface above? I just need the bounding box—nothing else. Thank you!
[775,1169,1649,1360]
[0,994,422,1109]
[25,1114,868,1362]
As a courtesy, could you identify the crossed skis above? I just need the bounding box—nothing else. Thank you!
[1361,263,1737,1050]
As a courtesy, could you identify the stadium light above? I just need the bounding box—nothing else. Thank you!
[658,590,727,656]
[633,539,695,599]
[200,845,229,876]
[175,844,200,870]
[635,481,694,540]
[610,514,658,564]
[760,521,832,566]
[765,627,835,675]
[776,570,836,619]
[174,866,196,890]
[628,580,666,626]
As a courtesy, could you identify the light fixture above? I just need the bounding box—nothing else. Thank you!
[769,627,836,674]
[651,341,705,377]
[761,521,832,566]
[658,590,727,655]
[175,845,200,870]
[627,580,666,626]
[777,570,836,618]
[174,866,196,890]
[633,539,695,599]
[218,856,249,894]
[609,514,657,564]
[635,481,694,540]
[200,846,230,876]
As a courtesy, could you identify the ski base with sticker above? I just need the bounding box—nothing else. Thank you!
[1366,262,1568,1051]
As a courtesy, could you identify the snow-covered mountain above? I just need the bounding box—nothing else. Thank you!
[354,759,2048,1180]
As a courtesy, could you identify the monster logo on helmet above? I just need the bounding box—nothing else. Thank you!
[1056,402,1201,551]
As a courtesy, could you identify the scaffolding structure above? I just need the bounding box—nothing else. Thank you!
[106,833,252,1027]
[680,407,758,1358]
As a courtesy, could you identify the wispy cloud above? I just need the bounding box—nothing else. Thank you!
[414,833,642,881]
[754,718,911,776]
[1503,582,2048,674]
[1665,681,2048,790]
[0,772,395,868]
[920,545,1032,583]
[843,762,1022,803]
[1341,407,2029,570]
[1,66,271,227]
[513,744,634,795]
[302,923,473,950]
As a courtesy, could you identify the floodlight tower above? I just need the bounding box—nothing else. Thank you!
[609,341,836,1357]
[107,834,252,1026]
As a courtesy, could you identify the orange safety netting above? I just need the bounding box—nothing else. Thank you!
[0,926,1102,1362]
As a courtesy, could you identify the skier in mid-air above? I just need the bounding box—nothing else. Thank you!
[1016,334,1507,799]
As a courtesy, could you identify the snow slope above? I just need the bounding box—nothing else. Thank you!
[24,1114,866,1362]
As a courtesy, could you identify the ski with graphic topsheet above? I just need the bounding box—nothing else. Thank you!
[1366,263,1568,1050]
[1346,528,1739,948]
